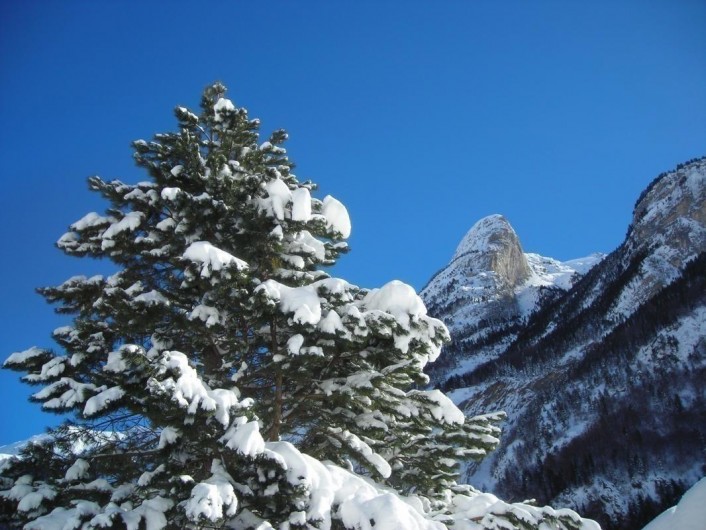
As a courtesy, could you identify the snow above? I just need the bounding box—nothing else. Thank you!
[291,187,312,222]
[220,418,265,457]
[286,230,326,262]
[158,426,180,449]
[64,458,89,481]
[25,503,101,530]
[363,280,427,323]
[452,214,513,258]
[186,481,238,522]
[138,464,165,486]
[2,422,600,530]
[170,165,183,177]
[411,389,465,425]
[332,429,392,478]
[104,348,130,373]
[287,334,305,355]
[70,211,111,231]
[362,280,443,356]
[685,166,705,198]
[161,187,181,201]
[633,159,705,237]
[176,106,198,123]
[316,277,355,298]
[264,441,338,525]
[523,252,603,292]
[17,485,57,512]
[24,356,66,381]
[322,195,351,238]
[213,97,235,122]
[261,178,292,220]
[4,346,46,367]
[189,304,222,327]
[562,254,605,275]
[635,306,706,365]
[102,211,144,239]
[259,277,436,345]
[83,386,125,416]
[269,224,284,241]
[133,290,169,305]
[130,496,173,530]
[643,477,706,530]
[152,350,243,427]
[258,280,322,325]
[319,309,345,334]
[325,464,444,530]
[182,241,248,277]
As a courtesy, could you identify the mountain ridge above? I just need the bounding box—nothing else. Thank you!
[422,156,706,530]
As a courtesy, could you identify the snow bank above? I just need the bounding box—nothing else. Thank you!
[642,477,706,530]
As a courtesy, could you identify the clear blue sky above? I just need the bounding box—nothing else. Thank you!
[1,1,705,446]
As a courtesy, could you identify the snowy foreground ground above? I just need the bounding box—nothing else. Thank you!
[642,477,706,530]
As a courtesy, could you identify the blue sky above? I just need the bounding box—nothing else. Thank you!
[1,1,705,446]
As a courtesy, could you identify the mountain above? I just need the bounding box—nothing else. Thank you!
[421,157,706,530]
[422,214,603,384]
[0,435,51,462]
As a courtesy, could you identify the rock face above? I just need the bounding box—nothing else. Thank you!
[422,157,706,530]
[451,214,531,287]
[631,160,706,250]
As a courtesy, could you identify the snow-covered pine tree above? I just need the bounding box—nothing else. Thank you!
[1,83,598,530]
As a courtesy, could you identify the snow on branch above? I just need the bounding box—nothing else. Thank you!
[182,241,248,278]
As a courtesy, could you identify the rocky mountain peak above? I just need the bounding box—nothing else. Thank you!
[421,214,597,361]
[451,214,531,289]
[629,157,706,254]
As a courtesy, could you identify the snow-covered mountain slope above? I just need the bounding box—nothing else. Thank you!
[0,430,120,463]
[0,443,20,460]
[0,435,54,463]
[422,157,706,530]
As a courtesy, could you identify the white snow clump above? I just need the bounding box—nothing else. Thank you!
[183,241,248,277]
[322,195,351,238]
